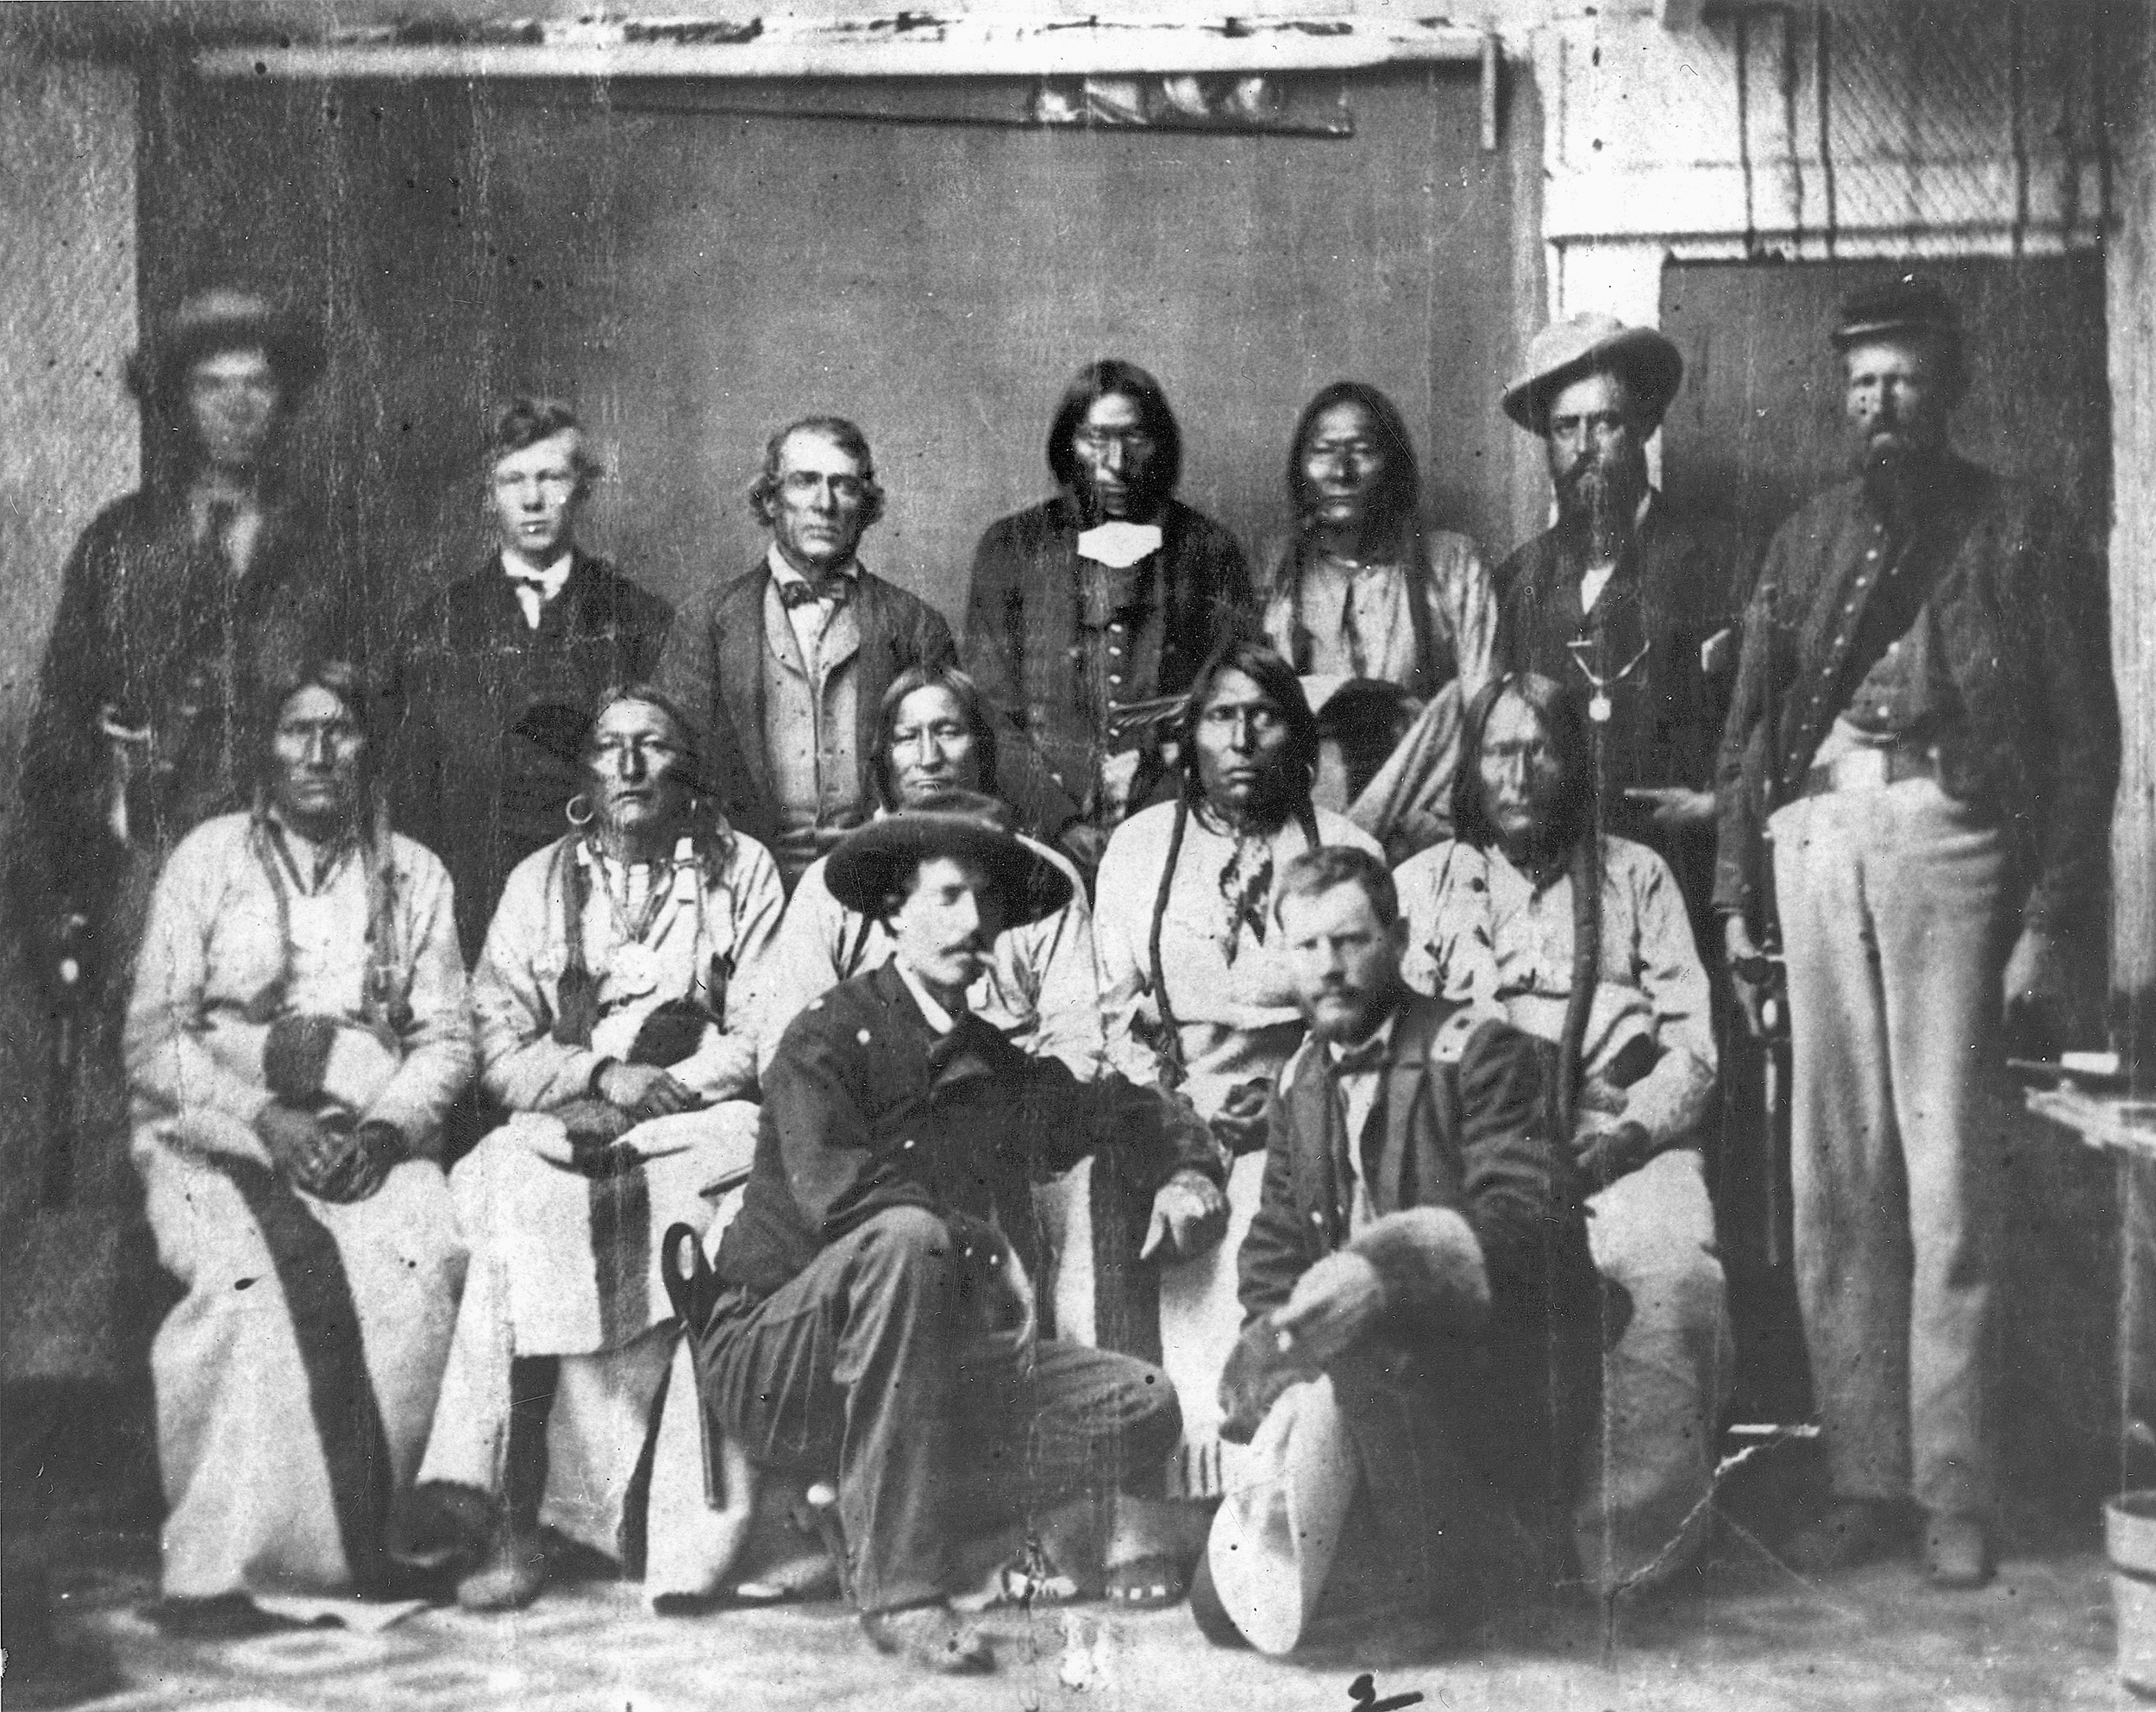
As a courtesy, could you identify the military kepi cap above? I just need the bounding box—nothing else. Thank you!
[1831,274,1963,351]
[824,793,1072,928]
[1501,313,1684,434]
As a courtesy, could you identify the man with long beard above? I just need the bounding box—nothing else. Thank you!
[1491,315,1748,927]
[1716,279,2117,1587]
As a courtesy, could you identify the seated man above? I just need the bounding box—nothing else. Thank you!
[683,806,1228,1673]
[413,685,785,1611]
[1393,672,1733,1599]
[1091,639,1382,1485]
[755,663,1100,1081]
[1195,846,1597,1653]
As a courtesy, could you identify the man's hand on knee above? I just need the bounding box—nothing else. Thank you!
[1269,1251,1386,1372]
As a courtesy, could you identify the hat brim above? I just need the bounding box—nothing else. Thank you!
[1206,1375,1358,1655]
[824,812,1072,929]
[129,305,328,407]
[1501,326,1684,434]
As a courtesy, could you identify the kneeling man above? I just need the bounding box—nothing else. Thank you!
[687,806,1229,1673]
[1197,847,1599,1652]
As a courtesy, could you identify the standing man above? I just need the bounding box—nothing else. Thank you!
[1715,279,2119,1587]
[1194,847,1596,1653]
[665,417,1072,890]
[11,285,348,1396]
[1495,314,1747,925]
[392,398,673,961]
[17,285,346,1011]
[963,361,1255,863]
[686,807,1227,1673]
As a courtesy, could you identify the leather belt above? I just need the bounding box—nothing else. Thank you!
[1801,743,1940,800]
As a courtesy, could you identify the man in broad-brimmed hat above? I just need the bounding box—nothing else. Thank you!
[1716,276,2118,1588]
[680,806,1228,1674]
[10,282,354,1384]
[1488,312,1742,1600]
[1495,312,1746,897]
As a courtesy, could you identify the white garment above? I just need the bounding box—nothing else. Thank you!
[502,548,573,630]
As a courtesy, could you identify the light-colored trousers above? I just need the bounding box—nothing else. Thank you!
[1771,778,2012,1521]
[1576,1148,1733,1595]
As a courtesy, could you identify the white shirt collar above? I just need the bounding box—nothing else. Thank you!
[767,541,862,589]
[502,547,574,594]
[1324,1010,1397,1069]
[893,956,960,1035]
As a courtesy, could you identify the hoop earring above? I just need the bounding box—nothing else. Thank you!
[565,793,594,829]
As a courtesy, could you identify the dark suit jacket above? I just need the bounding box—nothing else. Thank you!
[716,962,1224,1300]
[1238,996,1595,1344]
[1712,458,2118,937]
[658,556,1079,857]
[14,484,355,984]
[962,493,1255,813]
[390,549,673,959]
[1494,499,1748,809]
[657,559,954,854]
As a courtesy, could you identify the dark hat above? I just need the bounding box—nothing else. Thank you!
[1831,275,1963,352]
[1501,314,1684,434]
[127,285,328,413]
[824,793,1073,928]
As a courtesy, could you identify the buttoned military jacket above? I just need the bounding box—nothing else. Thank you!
[962,492,1256,816]
[712,961,1225,1300]
[1711,458,2118,938]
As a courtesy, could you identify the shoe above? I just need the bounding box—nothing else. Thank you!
[455,1527,549,1612]
[1783,1499,1904,1576]
[859,1601,994,1673]
[389,1480,495,1576]
[1923,1513,1993,1589]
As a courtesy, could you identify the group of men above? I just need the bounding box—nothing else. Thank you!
[13,270,2119,1671]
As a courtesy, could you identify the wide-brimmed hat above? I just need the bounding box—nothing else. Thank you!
[1830,273,1963,353]
[127,285,327,414]
[1501,313,1684,434]
[1206,1375,1359,1655]
[823,793,1073,927]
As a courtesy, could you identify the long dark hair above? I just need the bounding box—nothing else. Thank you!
[1452,672,1602,1140]
[1045,359,1183,512]
[1275,380,1444,693]
[1175,637,1321,821]
[870,663,1000,811]
[1145,639,1322,1088]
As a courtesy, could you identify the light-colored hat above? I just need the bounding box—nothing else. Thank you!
[1204,1375,1359,1655]
[1501,313,1683,434]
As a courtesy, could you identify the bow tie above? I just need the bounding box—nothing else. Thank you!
[778,574,851,610]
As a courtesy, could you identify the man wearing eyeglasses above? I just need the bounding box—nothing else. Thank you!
[962,361,1256,868]
[660,417,966,890]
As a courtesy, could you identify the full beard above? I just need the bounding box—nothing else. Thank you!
[1556,455,1645,564]
[1857,432,1943,533]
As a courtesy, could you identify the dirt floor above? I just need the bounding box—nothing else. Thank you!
[3,1452,2139,1712]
